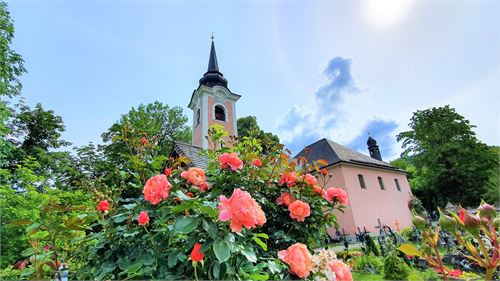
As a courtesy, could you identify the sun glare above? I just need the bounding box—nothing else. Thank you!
[364,0,413,29]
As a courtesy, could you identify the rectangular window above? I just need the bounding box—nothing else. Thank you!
[358,174,366,189]
[395,179,401,191]
[378,176,385,190]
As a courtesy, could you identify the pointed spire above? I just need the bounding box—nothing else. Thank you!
[207,33,219,73]
[199,33,228,88]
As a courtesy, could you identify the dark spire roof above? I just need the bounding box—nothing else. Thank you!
[199,35,228,88]
[367,136,377,146]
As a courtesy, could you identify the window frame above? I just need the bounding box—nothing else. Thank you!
[358,174,366,189]
[378,176,385,190]
[394,178,401,191]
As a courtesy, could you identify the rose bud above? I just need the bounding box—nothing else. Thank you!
[459,207,480,236]
[478,202,496,220]
[412,213,428,230]
[164,168,172,177]
[438,209,456,232]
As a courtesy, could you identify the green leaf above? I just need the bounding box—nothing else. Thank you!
[25,222,40,234]
[174,190,193,201]
[123,231,140,238]
[123,203,137,210]
[249,273,269,280]
[398,243,423,257]
[21,247,35,257]
[168,251,181,268]
[19,268,35,278]
[213,240,231,263]
[252,237,267,251]
[240,246,257,263]
[173,217,199,234]
[254,233,269,239]
[112,214,128,223]
[202,220,217,239]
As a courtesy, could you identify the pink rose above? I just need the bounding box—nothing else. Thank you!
[324,187,349,205]
[304,174,317,186]
[278,243,313,278]
[138,211,149,226]
[279,172,296,187]
[143,175,172,205]
[276,192,296,207]
[329,259,353,281]
[288,200,311,222]
[218,152,244,171]
[218,188,266,232]
[253,159,262,167]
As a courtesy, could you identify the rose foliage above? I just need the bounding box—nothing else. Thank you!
[70,125,350,280]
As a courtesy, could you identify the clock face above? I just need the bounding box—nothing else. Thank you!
[215,92,225,103]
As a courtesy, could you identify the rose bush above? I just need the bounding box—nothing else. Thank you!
[73,125,349,280]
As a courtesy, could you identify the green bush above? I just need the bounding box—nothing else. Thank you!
[352,255,384,274]
[365,234,381,256]
[383,254,411,281]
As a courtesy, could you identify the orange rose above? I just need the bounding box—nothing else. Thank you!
[304,174,317,186]
[143,175,172,205]
[279,172,296,187]
[324,187,349,205]
[276,192,296,207]
[182,167,207,187]
[278,243,313,278]
[288,200,311,222]
[218,188,266,232]
[329,259,353,281]
[218,152,243,171]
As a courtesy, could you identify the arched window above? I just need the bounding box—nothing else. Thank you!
[196,108,200,127]
[214,105,226,121]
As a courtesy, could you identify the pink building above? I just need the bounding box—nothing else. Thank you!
[295,138,413,236]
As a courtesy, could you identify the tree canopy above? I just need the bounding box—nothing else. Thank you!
[396,105,497,209]
[237,115,280,153]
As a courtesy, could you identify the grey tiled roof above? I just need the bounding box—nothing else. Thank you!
[172,142,209,170]
[294,138,399,171]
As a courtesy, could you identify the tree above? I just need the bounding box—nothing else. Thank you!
[0,1,26,166]
[101,101,191,167]
[237,116,280,153]
[11,102,69,153]
[0,1,26,98]
[396,105,496,209]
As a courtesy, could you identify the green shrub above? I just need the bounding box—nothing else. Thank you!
[420,269,440,281]
[383,254,411,280]
[352,255,384,274]
[365,234,381,256]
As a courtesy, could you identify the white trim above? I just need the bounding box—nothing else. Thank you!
[202,95,209,149]
[232,102,237,137]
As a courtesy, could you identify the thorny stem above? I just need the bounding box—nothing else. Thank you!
[423,232,448,281]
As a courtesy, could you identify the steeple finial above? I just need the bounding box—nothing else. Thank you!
[199,34,228,87]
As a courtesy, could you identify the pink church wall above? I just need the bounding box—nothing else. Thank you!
[318,166,356,238]
[207,97,235,146]
[322,163,413,235]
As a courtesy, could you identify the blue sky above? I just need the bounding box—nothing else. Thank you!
[7,0,499,160]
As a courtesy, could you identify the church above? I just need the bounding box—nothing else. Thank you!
[171,38,413,236]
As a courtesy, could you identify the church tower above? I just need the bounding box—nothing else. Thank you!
[367,136,383,161]
[188,36,241,149]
